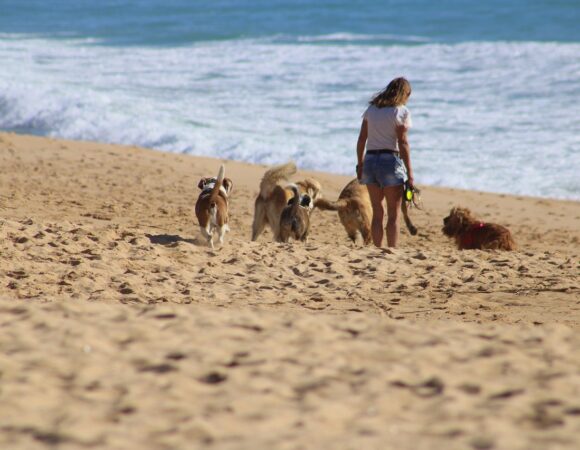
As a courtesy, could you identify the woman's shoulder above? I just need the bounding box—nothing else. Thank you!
[363,104,377,118]
[365,104,410,118]
[377,104,409,113]
[394,105,412,127]
[367,104,398,113]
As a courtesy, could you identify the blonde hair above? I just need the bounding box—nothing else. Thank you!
[369,77,412,108]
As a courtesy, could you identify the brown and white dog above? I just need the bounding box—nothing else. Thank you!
[278,185,311,243]
[314,179,420,245]
[442,206,516,250]
[251,162,321,242]
[195,165,233,249]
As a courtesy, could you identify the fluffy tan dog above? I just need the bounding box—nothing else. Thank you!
[278,185,311,243]
[442,206,516,250]
[251,162,321,242]
[195,165,233,249]
[315,179,419,245]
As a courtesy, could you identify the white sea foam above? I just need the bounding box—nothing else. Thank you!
[295,33,431,43]
[0,35,578,199]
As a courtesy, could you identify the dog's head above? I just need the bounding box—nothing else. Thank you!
[223,178,233,195]
[287,193,313,210]
[299,194,312,209]
[197,177,234,195]
[296,178,322,204]
[442,207,477,237]
[198,177,217,191]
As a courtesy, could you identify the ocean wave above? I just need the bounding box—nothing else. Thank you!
[0,36,578,199]
[294,33,432,44]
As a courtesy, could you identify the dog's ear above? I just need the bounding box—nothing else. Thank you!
[223,178,234,194]
[300,194,312,208]
[454,207,473,228]
[302,179,322,200]
[197,178,208,190]
[448,207,458,222]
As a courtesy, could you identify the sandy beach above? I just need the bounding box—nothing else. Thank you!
[1,132,579,449]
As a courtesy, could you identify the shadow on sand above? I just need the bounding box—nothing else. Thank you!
[146,234,199,246]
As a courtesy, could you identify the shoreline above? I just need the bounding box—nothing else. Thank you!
[2,131,578,253]
[3,130,578,203]
[1,131,579,449]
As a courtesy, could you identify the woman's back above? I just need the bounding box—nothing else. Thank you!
[364,105,412,152]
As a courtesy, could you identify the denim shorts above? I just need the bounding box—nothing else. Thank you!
[360,152,407,187]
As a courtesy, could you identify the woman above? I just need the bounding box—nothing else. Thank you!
[356,77,414,248]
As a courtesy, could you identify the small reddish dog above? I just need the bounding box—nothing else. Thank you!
[195,165,233,249]
[442,207,515,250]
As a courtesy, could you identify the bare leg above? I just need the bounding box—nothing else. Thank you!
[384,185,403,248]
[366,184,385,247]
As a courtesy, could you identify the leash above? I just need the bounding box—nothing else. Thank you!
[403,180,422,209]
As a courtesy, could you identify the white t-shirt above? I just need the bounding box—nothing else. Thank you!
[363,105,412,152]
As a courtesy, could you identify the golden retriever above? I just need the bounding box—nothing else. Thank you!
[252,162,321,242]
[315,178,419,244]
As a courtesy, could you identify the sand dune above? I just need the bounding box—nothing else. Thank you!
[1,132,579,449]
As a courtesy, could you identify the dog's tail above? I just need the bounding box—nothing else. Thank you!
[209,165,225,216]
[259,161,297,199]
[314,197,348,211]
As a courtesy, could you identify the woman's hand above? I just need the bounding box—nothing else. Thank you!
[356,163,363,181]
[397,125,414,190]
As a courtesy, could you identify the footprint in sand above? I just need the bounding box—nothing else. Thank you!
[457,383,481,395]
[524,402,565,430]
[412,252,428,260]
[165,352,186,361]
[7,269,28,279]
[118,283,134,295]
[391,377,445,397]
[198,371,227,384]
[81,249,101,260]
[414,278,429,288]
[138,362,177,374]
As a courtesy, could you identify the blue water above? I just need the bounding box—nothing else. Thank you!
[1,0,579,198]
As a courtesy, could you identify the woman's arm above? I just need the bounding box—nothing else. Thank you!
[396,125,414,187]
[356,119,368,180]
